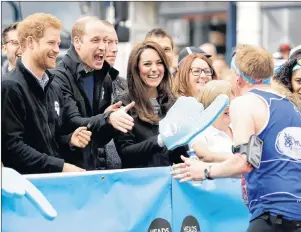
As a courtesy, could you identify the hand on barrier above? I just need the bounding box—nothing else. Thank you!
[158,95,229,150]
[62,163,85,172]
[2,167,57,220]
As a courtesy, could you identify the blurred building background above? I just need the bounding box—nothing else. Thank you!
[2,1,301,77]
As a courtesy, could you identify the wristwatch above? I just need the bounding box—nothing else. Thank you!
[204,165,213,180]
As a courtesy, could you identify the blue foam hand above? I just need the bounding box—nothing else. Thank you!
[159,94,229,150]
[2,167,57,220]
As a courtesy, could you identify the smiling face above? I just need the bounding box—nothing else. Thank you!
[189,58,213,97]
[2,29,22,69]
[74,21,110,70]
[292,69,301,98]
[31,27,61,70]
[138,48,165,90]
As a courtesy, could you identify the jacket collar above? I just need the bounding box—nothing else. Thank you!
[16,58,54,94]
[108,66,119,81]
[63,45,112,81]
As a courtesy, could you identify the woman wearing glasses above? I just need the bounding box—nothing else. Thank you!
[172,53,218,98]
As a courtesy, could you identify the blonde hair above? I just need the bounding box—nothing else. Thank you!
[219,69,233,83]
[71,16,99,42]
[172,53,218,97]
[17,13,62,49]
[197,80,231,109]
[235,44,274,81]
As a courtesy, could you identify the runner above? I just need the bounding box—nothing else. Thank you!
[172,44,301,232]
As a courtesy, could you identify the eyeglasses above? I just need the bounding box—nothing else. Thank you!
[3,40,19,46]
[190,67,213,76]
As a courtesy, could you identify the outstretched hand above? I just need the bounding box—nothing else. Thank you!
[105,101,123,113]
[171,155,209,183]
[108,101,135,133]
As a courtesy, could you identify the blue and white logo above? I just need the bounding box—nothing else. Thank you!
[275,127,301,160]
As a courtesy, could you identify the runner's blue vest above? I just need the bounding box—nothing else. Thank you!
[244,89,301,221]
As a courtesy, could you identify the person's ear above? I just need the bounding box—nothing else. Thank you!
[27,36,35,49]
[73,36,82,50]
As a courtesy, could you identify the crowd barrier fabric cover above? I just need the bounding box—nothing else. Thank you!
[2,167,172,232]
[2,167,251,232]
[172,178,251,232]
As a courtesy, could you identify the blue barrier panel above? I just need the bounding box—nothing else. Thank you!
[172,178,251,232]
[2,167,172,232]
[2,167,251,232]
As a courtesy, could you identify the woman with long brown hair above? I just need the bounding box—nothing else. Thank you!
[114,41,186,168]
[172,53,218,98]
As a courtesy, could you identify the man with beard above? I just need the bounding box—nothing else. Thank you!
[1,13,92,174]
[2,22,22,74]
[52,17,134,170]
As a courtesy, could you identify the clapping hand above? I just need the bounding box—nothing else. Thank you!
[70,126,92,148]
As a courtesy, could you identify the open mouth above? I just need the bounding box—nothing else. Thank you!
[15,52,22,57]
[94,54,104,62]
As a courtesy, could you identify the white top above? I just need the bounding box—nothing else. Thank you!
[189,125,233,154]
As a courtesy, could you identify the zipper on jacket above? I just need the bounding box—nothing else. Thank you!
[43,94,60,158]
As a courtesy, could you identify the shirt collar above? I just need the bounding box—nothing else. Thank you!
[76,62,94,80]
[22,61,49,89]
[83,63,94,73]
[78,62,94,74]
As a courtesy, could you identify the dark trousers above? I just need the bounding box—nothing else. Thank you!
[248,213,301,232]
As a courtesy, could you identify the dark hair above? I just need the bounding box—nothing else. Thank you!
[274,57,298,92]
[2,22,19,44]
[145,28,174,50]
[127,40,175,123]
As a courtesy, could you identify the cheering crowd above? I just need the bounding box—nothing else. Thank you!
[1,13,301,231]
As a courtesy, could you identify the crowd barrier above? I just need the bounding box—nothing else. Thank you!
[2,167,251,232]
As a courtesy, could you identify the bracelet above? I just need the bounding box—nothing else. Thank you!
[204,165,213,180]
